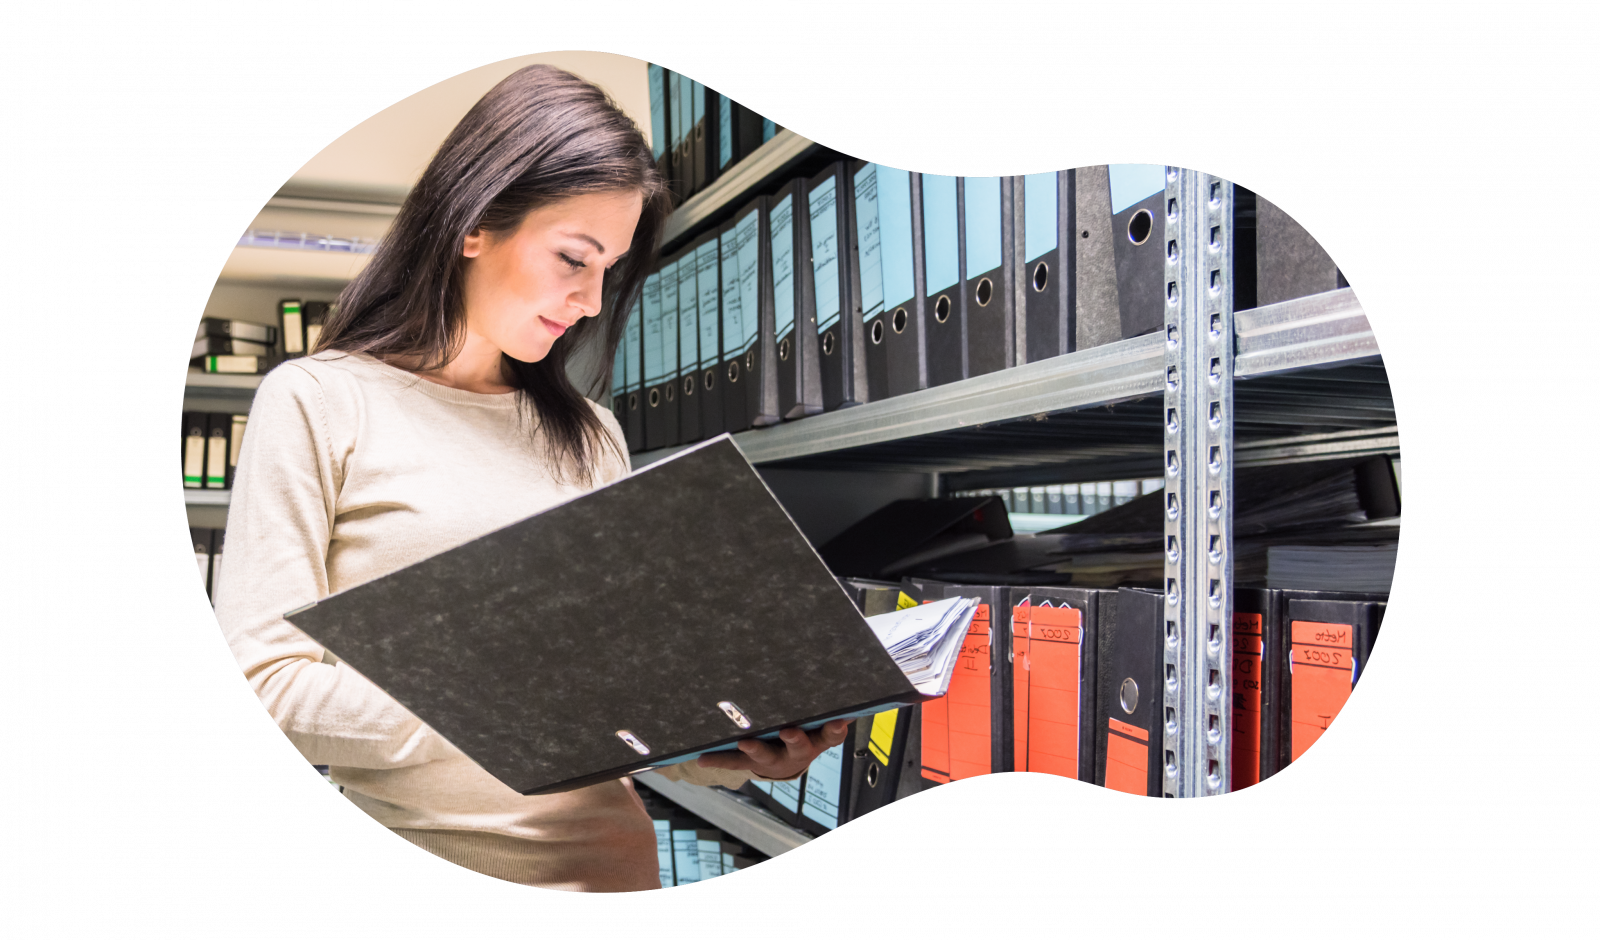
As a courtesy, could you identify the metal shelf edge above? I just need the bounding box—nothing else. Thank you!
[1235,289,1377,377]
[659,130,818,247]
[185,372,264,391]
[631,772,811,857]
[184,489,232,506]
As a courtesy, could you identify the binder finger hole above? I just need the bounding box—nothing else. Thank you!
[821,330,835,355]
[665,383,676,402]
[975,277,993,307]
[870,319,885,344]
[703,369,715,391]
[615,730,651,756]
[682,376,694,397]
[1119,678,1140,714]
[778,336,791,361]
[1128,208,1154,246]
[1032,261,1049,292]
[934,295,952,323]
[745,350,756,371]
[627,392,638,411]
[892,307,908,334]
[727,360,740,384]
[865,763,880,788]
[648,388,660,408]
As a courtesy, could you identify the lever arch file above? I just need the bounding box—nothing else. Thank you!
[286,436,977,796]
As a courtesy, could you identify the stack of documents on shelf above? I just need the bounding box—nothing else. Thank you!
[864,596,980,696]
[1267,543,1398,593]
[286,435,979,797]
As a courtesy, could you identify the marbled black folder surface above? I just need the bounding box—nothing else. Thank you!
[286,435,918,795]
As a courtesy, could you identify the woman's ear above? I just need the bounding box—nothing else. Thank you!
[462,228,485,258]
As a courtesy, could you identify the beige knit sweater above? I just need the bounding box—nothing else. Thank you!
[214,351,753,892]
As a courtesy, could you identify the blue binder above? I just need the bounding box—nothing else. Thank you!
[768,178,823,420]
[921,173,964,386]
[961,175,1014,377]
[1109,163,1168,339]
[808,162,866,410]
[1021,170,1075,362]
[693,235,724,436]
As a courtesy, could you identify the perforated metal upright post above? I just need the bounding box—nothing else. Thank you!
[1161,168,1233,797]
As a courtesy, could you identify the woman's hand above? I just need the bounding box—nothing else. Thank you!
[694,719,852,780]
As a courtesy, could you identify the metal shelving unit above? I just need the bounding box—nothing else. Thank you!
[632,772,811,858]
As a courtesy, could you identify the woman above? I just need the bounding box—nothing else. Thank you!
[216,64,848,892]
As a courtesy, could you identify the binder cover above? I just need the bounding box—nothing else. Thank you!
[667,70,687,202]
[1108,164,1168,339]
[1233,587,1283,789]
[808,162,867,410]
[1255,193,1345,306]
[911,581,997,785]
[278,299,305,358]
[192,335,271,359]
[1280,591,1384,766]
[1021,170,1075,362]
[817,497,1013,582]
[1073,166,1122,350]
[1095,588,1163,796]
[851,162,924,401]
[197,317,277,346]
[769,178,823,420]
[846,705,912,820]
[675,245,702,444]
[192,527,213,597]
[690,80,708,195]
[302,301,329,353]
[181,411,205,488]
[717,217,752,433]
[204,413,230,489]
[647,64,670,180]
[921,173,964,386]
[734,197,781,428]
[286,436,938,796]
[227,413,247,489]
[1011,587,1099,782]
[623,296,645,452]
[694,236,725,437]
[961,176,1015,377]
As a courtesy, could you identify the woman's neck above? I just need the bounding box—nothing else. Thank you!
[409,330,516,395]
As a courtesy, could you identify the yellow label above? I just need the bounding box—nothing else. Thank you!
[896,592,917,610]
[868,709,898,765]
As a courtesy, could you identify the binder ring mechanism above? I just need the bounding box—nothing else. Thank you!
[717,701,752,729]
[615,730,652,756]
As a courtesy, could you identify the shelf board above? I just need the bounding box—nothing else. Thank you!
[631,288,1383,477]
[185,371,264,391]
[659,130,819,250]
[184,489,231,507]
[631,772,811,857]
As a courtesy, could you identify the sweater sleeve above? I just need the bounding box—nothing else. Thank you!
[213,362,454,770]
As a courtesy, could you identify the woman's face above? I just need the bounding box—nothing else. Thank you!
[460,189,644,364]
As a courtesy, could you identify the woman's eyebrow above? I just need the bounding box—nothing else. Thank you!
[563,232,607,254]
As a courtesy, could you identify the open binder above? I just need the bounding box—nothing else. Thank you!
[284,435,975,796]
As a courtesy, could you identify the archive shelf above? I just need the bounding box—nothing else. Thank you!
[632,772,812,858]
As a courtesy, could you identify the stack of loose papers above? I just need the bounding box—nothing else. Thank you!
[864,596,981,697]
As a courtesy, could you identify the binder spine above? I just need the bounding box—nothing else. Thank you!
[850,160,890,403]
[810,163,865,411]
[961,176,1014,378]
[752,197,781,427]
[695,239,724,437]
[717,219,751,433]
[1074,165,1122,350]
[921,173,963,387]
[675,248,702,444]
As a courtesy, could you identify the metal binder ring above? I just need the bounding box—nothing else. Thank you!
[975,277,993,307]
[933,295,951,323]
[821,330,835,355]
[716,701,752,729]
[865,763,880,787]
[892,307,908,334]
[682,375,694,397]
[615,730,651,756]
[627,392,638,410]
[727,360,740,383]
[745,350,756,370]
[664,383,675,402]
[703,369,715,391]
[778,336,791,361]
[1127,208,1154,246]
[870,319,885,344]
[1032,261,1049,292]
[648,388,660,408]
[1120,678,1140,714]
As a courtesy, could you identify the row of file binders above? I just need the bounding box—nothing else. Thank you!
[636,789,764,887]
[610,162,1349,454]
[647,64,779,205]
[960,479,1164,518]
[192,316,280,375]
[739,577,1384,827]
[181,411,247,490]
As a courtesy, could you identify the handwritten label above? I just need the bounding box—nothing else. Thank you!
[1019,603,1082,778]
[948,603,991,780]
[1289,619,1355,762]
[1232,612,1264,789]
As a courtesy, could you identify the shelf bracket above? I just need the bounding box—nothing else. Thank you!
[1161,168,1234,798]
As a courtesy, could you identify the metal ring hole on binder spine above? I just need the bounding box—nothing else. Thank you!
[716,701,752,729]
[745,350,755,370]
[1032,261,1049,292]
[821,330,835,355]
[1128,208,1154,246]
[648,388,660,408]
[892,307,908,333]
[627,392,638,410]
[682,376,694,397]
[1120,678,1140,714]
[870,319,885,344]
[975,277,993,307]
[933,294,951,323]
[865,763,880,788]
[664,383,675,402]
[703,369,715,391]
[726,360,740,383]
[778,337,791,361]
[615,730,651,756]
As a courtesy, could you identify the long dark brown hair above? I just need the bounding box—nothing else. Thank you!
[317,63,669,485]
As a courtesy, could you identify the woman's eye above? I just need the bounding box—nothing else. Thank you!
[559,253,585,271]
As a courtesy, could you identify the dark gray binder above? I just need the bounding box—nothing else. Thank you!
[808,162,867,410]
[1020,170,1076,362]
[768,177,823,420]
[284,436,937,796]
[921,173,964,386]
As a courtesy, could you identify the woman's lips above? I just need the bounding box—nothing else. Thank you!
[539,316,569,336]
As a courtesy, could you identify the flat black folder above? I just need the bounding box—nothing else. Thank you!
[284,436,968,796]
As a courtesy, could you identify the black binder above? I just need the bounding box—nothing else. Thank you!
[692,236,725,437]
[850,161,925,401]
[278,299,305,358]
[674,245,702,444]
[690,80,708,196]
[1254,192,1346,307]
[1108,164,1169,339]
[1094,587,1163,796]
[845,705,913,820]
[302,301,329,353]
[667,70,688,202]
[724,197,780,429]
[640,268,674,450]
[196,317,277,346]
[717,217,751,433]
[711,88,734,178]
[285,436,959,797]
[807,162,867,410]
[191,527,213,598]
[204,413,230,489]
[1233,587,1284,789]
[768,178,823,420]
[921,173,964,386]
[1277,590,1385,770]
[961,176,1015,377]
[210,528,225,602]
[227,414,247,489]
[192,335,271,359]
[623,296,645,452]
[1072,165,1123,351]
[1020,170,1075,362]
[1009,586,1100,783]
[647,64,671,190]
[181,411,205,489]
